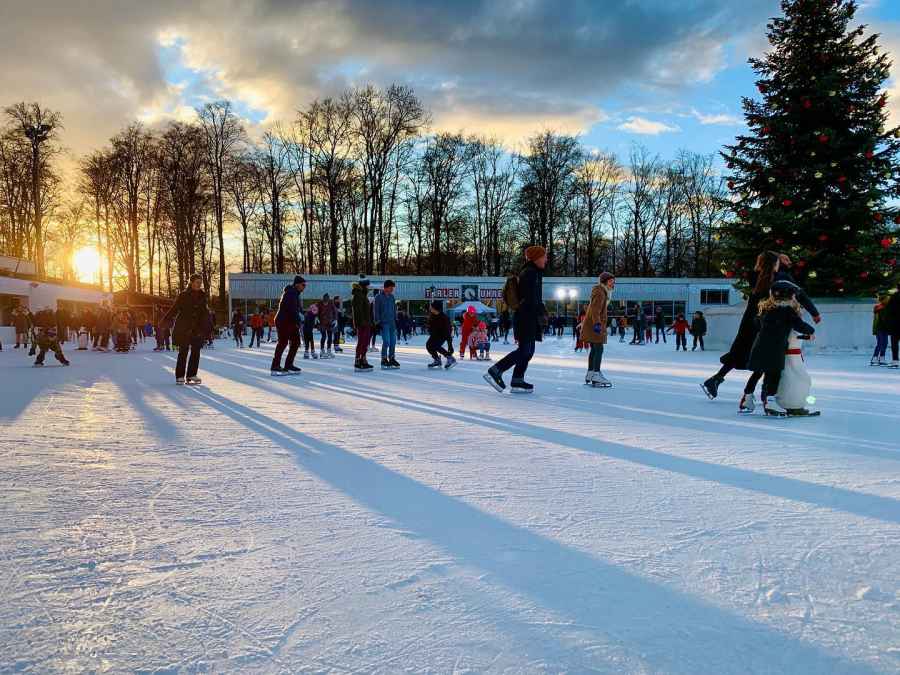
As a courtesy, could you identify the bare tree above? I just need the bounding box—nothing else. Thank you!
[469,136,518,275]
[421,133,472,274]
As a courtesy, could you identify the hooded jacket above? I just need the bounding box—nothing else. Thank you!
[162,288,210,347]
[275,285,303,327]
[351,284,372,328]
[580,283,610,345]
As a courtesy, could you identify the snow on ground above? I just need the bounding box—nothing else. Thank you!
[1,334,899,674]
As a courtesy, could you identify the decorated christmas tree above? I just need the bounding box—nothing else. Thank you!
[723,0,900,296]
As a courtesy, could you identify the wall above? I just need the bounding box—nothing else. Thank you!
[703,299,877,352]
[0,277,111,344]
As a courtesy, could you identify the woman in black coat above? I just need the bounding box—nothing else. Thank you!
[162,274,209,385]
[702,251,780,399]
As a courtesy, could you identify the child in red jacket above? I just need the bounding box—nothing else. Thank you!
[458,305,479,359]
[669,313,690,352]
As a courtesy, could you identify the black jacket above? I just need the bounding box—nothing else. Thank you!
[162,289,209,347]
[513,261,545,343]
[427,312,453,347]
[275,285,302,327]
[691,316,707,336]
[884,292,900,335]
[775,270,819,318]
[748,304,815,373]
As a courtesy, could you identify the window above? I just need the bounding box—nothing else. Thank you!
[700,289,729,305]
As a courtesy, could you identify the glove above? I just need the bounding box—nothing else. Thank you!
[813,314,822,324]
[593,323,601,333]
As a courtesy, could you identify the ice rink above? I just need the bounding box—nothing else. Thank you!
[2,334,899,673]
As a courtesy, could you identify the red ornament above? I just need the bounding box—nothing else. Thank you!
[866,151,874,159]
[762,126,771,135]
[795,260,806,269]
[775,238,784,245]
[889,258,897,267]
[725,270,735,279]
[818,234,829,242]
[894,215,900,225]
[782,199,793,207]
[739,208,749,218]
[727,180,735,190]
[834,277,844,286]
[879,96,887,108]
[848,246,856,252]
[881,237,893,249]
[818,134,829,143]
[860,271,869,279]
[758,83,768,94]
[874,213,884,222]
[803,99,813,109]
[837,176,847,184]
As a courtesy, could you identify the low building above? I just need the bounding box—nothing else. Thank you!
[227,273,741,322]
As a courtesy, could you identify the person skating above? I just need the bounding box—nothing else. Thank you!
[574,310,586,352]
[32,308,69,367]
[270,275,306,376]
[351,276,374,371]
[691,311,707,351]
[92,303,111,352]
[871,294,890,366]
[318,294,336,358]
[374,280,400,369]
[470,322,490,360]
[580,272,615,388]
[12,303,30,350]
[702,251,781,399]
[456,305,478,359]
[161,274,210,384]
[669,314,690,352]
[303,303,319,359]
[425,301,456,369]
[630,304,644,344]
[484,246,547,393]
[231,310,245,348]
[333,295,344,353]
[654,307,667,343]
[617,316,626,343]
[741,281,816,415]
[884,281,900,368]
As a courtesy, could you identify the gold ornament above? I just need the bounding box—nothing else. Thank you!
[809,271,818,278]
[768,177,776,183]
[762,226,772,233]
[843,225,851,230]
[815,172,823,178]
[830,162,837,167]
[829,91,836,97]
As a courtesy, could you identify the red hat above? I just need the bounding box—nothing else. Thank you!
[525,245,547,262]
[466,305,476,314]
[478,321,487,329]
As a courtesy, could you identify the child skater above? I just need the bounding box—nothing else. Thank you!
[669,313,690,351]
[691,311,707,351]
[579,272,615,388]
[741,280,816,416]
[471,321,490,360]
[303,303,319,359]
[32,308,70,367]
[426,301,457,369]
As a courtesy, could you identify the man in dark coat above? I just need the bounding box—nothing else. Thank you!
[271,275,306,374]
[351,276,373,371]
[484,245,546,393]
[884,281,900,367]
[161,273,209,384]
[654,307,666,343]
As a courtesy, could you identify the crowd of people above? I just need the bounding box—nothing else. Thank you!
[7,247,900,412]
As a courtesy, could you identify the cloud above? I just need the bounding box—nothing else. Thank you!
[617,116,680,135]
[691,108,743,125]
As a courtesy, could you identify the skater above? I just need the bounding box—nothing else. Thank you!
[333,295,345,353]
[459,305,478,359]
[231,310,245,348]
[580,272,615,388]
[631,304,644,344]
[318,294,336,358]
[270,275,306,376]
[112,310,132,352]
[474,322,491,360]
[484,245,546,393]
[654,307,666,343]
[741,280,816,415]
[374,280,400,369]
[669,313,689,352]
[154,317,171,351]
[352,276,374,371]
[871,294,890,366]
[499,308,511,344]
[32,308,69,367]
[12,302,30,349]
[884,281,900,368]
[617,316,626,343]
[702,251,780,399]
[691,311,707,351]
[574,310,586,352]
[425,301,456,369]
[161,273,210,385]
[267,310,276,342]
[302,303,319,359]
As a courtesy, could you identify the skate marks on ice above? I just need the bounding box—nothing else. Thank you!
[174,384,875,674]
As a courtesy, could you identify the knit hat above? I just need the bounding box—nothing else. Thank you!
[478,321,487,330]
[293,275,306,285]
[771,279,799,301]
[599,272,615,284]
[466,305,476,314]
[430,300,443,311]
[358,274,370,287]
[525,245,546,262]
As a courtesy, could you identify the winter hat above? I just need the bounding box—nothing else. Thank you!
[358,274,371,287]
[430,300,443,311]
[525,245,547,262]
[599,272,615,284]
[771,279,799,301]
[466,305,477,314]
[293,275,306,285]
[478,321,487,330]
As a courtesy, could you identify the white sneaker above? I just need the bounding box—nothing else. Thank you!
[739,393,756,413]
[187,376,202,385]
[591,371,612,388]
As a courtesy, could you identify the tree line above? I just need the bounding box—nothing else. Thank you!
[0,86,730,311]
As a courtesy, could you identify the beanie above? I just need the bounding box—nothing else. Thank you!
[524,245,547,262]
[599,272,615,284]
[293,275,306,285]
[430,300,443,311]
[466,305,476,314]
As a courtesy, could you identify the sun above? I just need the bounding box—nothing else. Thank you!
[73,247,101,282]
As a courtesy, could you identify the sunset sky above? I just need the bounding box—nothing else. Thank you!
[3,0,899,162]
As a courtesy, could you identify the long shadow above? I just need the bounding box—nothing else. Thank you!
[166,384,875,674]
[0,359,105,422]
[307,380,900,526]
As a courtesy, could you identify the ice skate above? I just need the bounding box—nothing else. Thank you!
[444,355,457,370]
[428,358,443,369]
[355,359,373,372]
[890,360,899,369]
[738,392,756,414]
[591,371,612,388]
[763,398,788,417]
[584,369,594,385]
[381,358,391,370]
[483,366,505,391]
[176,377,185,385]
[701,376,722,400]
[389,358,401,369]
[271,366,288,377]
[186,376,202,385]
[285,365,302,375]
[311,351,318,360]
[303,351,310,359]
[510,378,534,394]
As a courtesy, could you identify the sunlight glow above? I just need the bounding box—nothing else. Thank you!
[73,247,101,283]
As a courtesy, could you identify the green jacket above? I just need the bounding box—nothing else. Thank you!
[351,284,371,328]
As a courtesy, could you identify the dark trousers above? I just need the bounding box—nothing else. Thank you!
[891,334,899,361]
[655,327,666,343]
[675,333,687,351]
[426,336,451,359]
[303,327,315,352]
[692,335,705,350]
[272,323,300,369]
[631,324,642,343]
[744,369,782,399]
[356,325,372,360]
[495,339,535,380]
[588,343,604,371]
[320,328,332,350]
[35,339,65,364]
[175,338,203,379]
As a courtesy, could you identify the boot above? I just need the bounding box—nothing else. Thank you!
[483,365,505,391]
[701,376,723,400]
[584,370,594,385]
[428,358,443,369]
[739,392,756,414]
[591,371,612,388]
[510,378,534,394]
[389,358,401,369]
[444,355,457,370]
[381,358,391,370]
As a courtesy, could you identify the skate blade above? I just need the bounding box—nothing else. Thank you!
[738,409,755,415]
[445,361,457,370]
[510,388,534,394]
[700,383,715,400]
[591,383,613,388]
[482,373,504,392]
[763,408,787,417]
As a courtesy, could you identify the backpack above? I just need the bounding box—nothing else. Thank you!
[502,276,520,311]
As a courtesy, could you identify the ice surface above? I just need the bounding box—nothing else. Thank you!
[1,335,898,673]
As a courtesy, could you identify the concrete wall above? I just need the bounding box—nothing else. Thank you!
[703,299,877,352]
